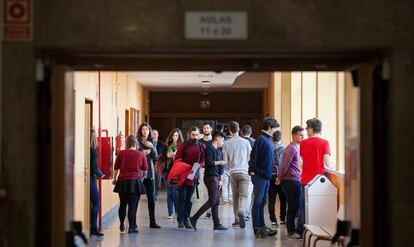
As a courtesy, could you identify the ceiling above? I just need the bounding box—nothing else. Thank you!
[126,71,270,90]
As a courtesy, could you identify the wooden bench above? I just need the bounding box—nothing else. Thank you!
[303,225,343,247]
[302,204,345,247]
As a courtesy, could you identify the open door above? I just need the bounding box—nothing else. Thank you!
[125,109,130,135]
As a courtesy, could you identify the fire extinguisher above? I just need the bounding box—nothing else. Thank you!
[115,131,125,155]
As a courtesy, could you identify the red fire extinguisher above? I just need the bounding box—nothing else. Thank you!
[115,131,125,155]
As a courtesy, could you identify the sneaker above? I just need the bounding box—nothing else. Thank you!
[245,215,250,221]
[280,220,286,225]
[238,212,246,229]
[119,223,125,232]
[213,224,228,230]
[271,221,279,228]
[265,227,278,236]
[254,228,268,238]
[189,217,197,231]
[287,233,302,240]
[167,215,173,220]
[205,212,212,218]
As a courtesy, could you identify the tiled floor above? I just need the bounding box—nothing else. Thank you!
[88,191,329,247]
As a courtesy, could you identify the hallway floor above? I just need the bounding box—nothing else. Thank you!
[89,191,330,247]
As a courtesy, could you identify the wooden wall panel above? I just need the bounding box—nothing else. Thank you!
[150,92,262,114]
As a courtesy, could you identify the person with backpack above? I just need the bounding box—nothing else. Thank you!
[174,126,206,229]
[268,130,287,227]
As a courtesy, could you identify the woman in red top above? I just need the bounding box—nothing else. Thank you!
[112,135,148,234]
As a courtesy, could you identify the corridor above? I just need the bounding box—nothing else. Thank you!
[89,191,330,247]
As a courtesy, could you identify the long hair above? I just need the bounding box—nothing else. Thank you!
[137,122,152,142]
[165,128,184,147]
[90,129,98,149]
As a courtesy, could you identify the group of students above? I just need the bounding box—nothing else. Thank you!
[90,116,332,240]
[249,117,333,239]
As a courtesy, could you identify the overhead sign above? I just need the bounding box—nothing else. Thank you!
[185,11,247,40]
[3,0,32,41]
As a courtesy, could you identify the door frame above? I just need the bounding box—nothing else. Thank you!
[83,100,93,233]
[37,50,387,247]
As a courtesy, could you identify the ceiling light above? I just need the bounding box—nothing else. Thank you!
[199,73,214,78]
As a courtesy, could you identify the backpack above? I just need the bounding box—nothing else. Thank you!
[272,144,285,180]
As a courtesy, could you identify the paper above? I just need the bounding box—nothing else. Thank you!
[187,162,201,180]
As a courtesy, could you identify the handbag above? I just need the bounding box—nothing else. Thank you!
[154,154,166,175]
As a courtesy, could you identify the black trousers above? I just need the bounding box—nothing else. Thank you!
[143,178,156,223]
[118,193,141,228]
[281,180,301,234]
[268,179,287,222]
[193,176,221,227]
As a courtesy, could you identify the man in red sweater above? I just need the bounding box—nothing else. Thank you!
[297,118,334,236]
[174,126,206,229]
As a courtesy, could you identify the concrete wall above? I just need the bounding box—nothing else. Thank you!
[1,1,414,246]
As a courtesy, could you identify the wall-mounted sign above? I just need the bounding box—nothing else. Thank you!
[185,11,247,40]
[3,0,32,41]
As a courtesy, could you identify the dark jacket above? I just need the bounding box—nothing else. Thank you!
[138,140,158,180]
[204,143,224,177]
[248,132,275,180]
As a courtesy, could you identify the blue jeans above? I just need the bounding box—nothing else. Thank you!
[251,175,270,230]
[167,184,178,216]
[176,184,196,223]
[90,179,100,229]
[296,185,305,235]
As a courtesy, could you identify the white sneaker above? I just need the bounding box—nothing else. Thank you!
[167,216,173,220]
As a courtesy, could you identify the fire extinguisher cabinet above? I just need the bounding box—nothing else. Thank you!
[99,129,113,179]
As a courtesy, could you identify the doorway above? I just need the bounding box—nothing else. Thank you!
[40,51,383,247]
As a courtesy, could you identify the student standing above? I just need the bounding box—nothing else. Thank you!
[241,124,255,221]
[90,129,105,237]
[268,130,286,227]
[151,128,166,197]
[137,123,161,229]
[190,131,228,231]
[277,126,304,239]
[163,128,184,219]
[297,118,334,236]
[249,117,280,238]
